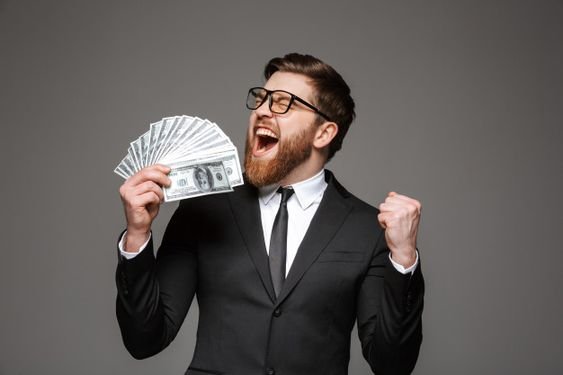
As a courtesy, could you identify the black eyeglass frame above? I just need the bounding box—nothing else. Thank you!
[246,87,332,121]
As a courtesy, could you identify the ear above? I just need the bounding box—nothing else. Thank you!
[313,121,338,149]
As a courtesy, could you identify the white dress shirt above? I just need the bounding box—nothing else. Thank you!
[119,169,417,274]
[258,169,327,276]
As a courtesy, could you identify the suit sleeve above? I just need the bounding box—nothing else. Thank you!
[356,231,424,374]
[115,201,198,359]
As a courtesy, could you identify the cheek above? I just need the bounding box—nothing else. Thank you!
[279,121,309,140]
[275,116,297,135]
[246,118,254,138]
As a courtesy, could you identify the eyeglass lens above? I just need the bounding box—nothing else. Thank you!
[247,88,292,114]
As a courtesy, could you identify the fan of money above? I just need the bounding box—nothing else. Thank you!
[114,115,243,202]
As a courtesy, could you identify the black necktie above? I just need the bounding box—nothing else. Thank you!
[269,187,294,298]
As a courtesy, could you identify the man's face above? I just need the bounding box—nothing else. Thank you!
[244,71,319,187]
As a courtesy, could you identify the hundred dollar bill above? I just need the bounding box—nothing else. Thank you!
[164,160,233,202]
[155,115,193,163]
[114,165,129,179]
[147,119,165,166]
[153,116,181,164]
[162,117,209,161]
[209,150,244,187]
[115,154,136,178]
[131,130,150,170]
[165,149,243,187]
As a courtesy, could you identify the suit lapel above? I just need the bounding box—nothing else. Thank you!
[228,183,276,302]
[275,172,353,305]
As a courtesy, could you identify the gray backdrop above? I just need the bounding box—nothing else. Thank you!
[1,0,562,374]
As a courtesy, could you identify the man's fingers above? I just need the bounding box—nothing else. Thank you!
[386,192,416,204]
[380,192,422,213]
[121,181,165,209]
[124,165,171,188]
[378,210,400,224]
[153,164,171,172]
[133,181,165,202]
[131,191,162,209]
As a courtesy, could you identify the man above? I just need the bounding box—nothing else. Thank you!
[116,53,424,375]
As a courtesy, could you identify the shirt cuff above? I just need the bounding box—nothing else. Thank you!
[118,231,152,259]
[388,250,419,274]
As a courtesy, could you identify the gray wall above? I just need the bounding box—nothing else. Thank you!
[1,0,562,374]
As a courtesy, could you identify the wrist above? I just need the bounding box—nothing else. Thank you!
[124,228,150,252]
[390,247,417,268]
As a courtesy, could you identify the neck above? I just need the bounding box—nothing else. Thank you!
[278,152,326,186]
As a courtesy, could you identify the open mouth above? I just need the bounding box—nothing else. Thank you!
[254,127,279,156]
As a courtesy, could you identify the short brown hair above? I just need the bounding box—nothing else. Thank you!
[264,53,355,161]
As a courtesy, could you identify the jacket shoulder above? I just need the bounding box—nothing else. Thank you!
[326,170,380,215]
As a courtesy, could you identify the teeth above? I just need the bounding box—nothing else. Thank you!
[256,128,278,139]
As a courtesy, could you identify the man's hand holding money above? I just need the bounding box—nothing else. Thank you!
[115,115,244,251]
[119,165,171,252]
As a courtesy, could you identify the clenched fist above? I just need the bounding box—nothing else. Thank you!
[119,164,171,252]
[378,192,421,268]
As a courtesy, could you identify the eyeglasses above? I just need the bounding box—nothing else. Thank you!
[246,87,331,121]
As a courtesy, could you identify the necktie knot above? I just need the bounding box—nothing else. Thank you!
[277,187,294,205]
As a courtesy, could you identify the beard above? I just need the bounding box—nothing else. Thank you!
[244,124,316,187]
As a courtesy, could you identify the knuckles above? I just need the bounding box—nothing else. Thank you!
[378,195,422,222]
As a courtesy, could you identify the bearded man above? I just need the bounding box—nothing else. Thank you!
[116,53,424,375]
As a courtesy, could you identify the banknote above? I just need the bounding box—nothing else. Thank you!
[152,116,180,163]
[155,116,193,163]
[131,130,150,169]
[149,117,174,165]
[114,165,129,179]
[114,115,243,200]
[163,160,233,202]
[171,149,244,187]
[115,154,136,177]
[161,117,207,161]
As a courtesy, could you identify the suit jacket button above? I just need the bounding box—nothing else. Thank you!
[273,308,281,317]
[266,368,275,375]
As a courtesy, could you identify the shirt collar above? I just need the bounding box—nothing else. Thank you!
[258,169,327,209]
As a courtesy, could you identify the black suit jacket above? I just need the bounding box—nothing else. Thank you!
[116,171,424,375]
